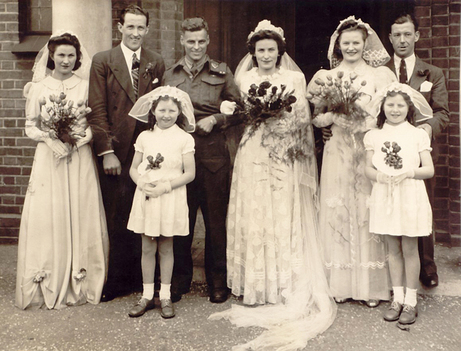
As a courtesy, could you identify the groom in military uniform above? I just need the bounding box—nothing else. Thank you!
[163,17,241,303]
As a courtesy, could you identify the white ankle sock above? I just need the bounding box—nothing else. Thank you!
[142,283,154,300]
[159,283,171,300]
[404,287,418,307]
[393,286,404,304]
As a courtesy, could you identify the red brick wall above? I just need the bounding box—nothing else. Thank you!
[415,0,460,245]
[0,0,459,244]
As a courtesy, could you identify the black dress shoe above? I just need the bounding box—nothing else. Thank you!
[421,274,438,288]
[210,288,229,303]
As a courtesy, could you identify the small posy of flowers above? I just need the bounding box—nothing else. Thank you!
[33,271,46,283]
[145,153,164,170]
[382,141,403,169]
[307,71,368,129]
[38,92,91,147]
[74,268,87,282]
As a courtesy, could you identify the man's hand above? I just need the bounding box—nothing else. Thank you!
[196,116,216,134]
[321,127,332,143]
[417,123,433,140]
[103,153,122,176]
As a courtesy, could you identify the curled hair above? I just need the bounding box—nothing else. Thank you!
[376,90,415,129]
[120,5,149,26]
[392,13,419,32]
[181,17,208,33]
[47,33,82,71]
[333,20,368,62]
[147,95,186,131]
[247,30,287,67]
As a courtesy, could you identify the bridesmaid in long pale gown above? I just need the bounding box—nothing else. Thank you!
[308,16,396,307]
[15,32,108,310]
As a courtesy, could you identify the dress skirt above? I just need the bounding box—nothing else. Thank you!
[15,143,108,309]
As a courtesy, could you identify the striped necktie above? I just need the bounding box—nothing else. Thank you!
[132,53,140,98]
[399,59,408,84]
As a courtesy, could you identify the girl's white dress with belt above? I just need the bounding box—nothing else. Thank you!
[128,124,194,237]
[364,121,432,237]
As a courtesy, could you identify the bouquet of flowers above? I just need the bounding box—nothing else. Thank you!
[39,92,91,147]
[222,81,297,139]
[307,71,368,128]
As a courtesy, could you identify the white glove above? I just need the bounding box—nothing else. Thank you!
[376,172,391,184]
[44,138,69,158]
[145,181,172,198]
[394,169,415,185]
[75,126,93,149]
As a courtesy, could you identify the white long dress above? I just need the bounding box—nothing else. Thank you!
[308,61,395,301]
[210,67,336,350]
[15,75,108,310]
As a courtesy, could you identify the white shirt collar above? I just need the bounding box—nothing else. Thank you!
[394,53,416,81]
[121,42,142,82]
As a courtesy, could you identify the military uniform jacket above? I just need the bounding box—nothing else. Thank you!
[163,56,241,172]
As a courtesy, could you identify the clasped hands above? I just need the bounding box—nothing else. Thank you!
[137,178,172,198]
[45,138,71,159]
[376,169,416,185]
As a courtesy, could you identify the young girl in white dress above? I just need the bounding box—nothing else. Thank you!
[364,82,434,325]
[126,86,195,319]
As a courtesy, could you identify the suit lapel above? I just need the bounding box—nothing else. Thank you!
[138,48,149,98]
[409,57,428,91]
[109,46,136,103]
[386,58,397,76]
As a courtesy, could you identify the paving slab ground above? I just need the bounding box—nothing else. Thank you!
[1,242,460,351]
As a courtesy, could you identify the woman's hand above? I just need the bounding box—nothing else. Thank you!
[44,138,70,158]
[393,169,415,185]
[376,171,391,184]
[332,114,352,129]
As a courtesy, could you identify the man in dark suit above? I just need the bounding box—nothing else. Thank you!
[88,5,165,301]
[163,17,241,303]
[387,13,450,288]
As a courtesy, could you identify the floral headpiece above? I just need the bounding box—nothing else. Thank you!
[129,86,195,133]
[248,20,285,41]
[369,82,432,123]
[327,15,390,69]
[30,29,91,83]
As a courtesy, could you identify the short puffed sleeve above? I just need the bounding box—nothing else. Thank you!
[374,66,397,92]
[133,131,147,153]
[417,128,432,153]
[182,132,195,155]
[363,129,376,151]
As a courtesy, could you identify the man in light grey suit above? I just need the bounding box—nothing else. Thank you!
[386,13,449,288]
[88,5,165,301]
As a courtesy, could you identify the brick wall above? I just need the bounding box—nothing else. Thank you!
[0,0,459,244]
[0,0,34,243]
[415,0,460,245]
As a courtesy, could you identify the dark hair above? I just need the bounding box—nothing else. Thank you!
[376,90,415,128]
[147,95,186,131]
[181,17,208,33]
[392,13,419,32]
[333,20,368,62]
[47,33,82,71]
[120,5,149,26]
[247,30,286,67]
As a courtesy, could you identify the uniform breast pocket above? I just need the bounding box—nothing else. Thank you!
[168,78,186,89]
[200,76,225,107]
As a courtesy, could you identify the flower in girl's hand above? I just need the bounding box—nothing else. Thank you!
[146,153,164,170]
[382,141,403,169]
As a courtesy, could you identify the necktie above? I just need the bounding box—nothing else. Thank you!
[132,53,140,98]
[190,63,198,77]
[399,59,407,84]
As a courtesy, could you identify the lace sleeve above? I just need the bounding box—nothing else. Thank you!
[24,82,49,142]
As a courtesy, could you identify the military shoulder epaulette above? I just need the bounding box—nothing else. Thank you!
[209,60,227,75]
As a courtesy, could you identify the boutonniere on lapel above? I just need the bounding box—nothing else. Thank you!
[142,62,157,81]
[417,69,429,77]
